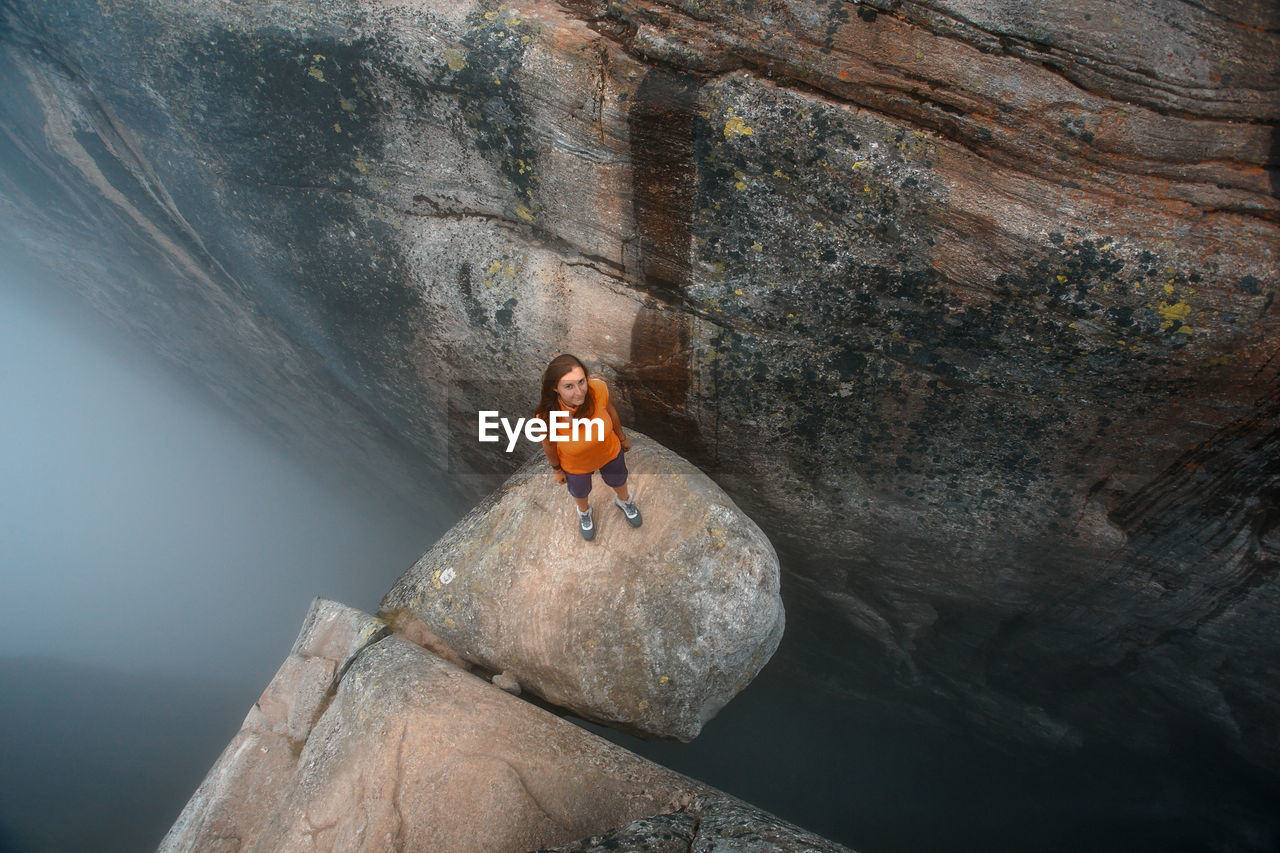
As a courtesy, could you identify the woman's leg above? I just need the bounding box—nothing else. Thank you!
[599,450,631,503]
[565,471,592,511]
[600,450,641,526]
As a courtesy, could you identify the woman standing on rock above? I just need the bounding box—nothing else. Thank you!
[536,354,642,540]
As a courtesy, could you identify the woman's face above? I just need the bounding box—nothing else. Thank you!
[557,366,587,407]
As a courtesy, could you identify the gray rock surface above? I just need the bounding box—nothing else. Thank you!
[380,430,785,741]
[539,795,851,852]
[159,598,389,852]
[160,597,842,853]
[2,0,1278,779]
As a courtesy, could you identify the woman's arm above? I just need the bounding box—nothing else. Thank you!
[606,401,630,450]
[541,435,560,468]
[542,435,567,483]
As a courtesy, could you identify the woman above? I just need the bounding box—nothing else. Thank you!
[536,354,642,540]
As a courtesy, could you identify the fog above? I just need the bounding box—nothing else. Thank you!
[0,267,446,686]
[0,260,463,850]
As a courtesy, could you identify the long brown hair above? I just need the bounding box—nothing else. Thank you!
[535,354,596,421]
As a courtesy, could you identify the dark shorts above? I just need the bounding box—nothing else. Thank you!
[565,449,627,499]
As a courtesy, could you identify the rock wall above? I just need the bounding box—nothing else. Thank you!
[1,0,1277,773]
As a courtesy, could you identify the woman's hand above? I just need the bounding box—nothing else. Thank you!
[552,468,567,485]
[620,435,631,452]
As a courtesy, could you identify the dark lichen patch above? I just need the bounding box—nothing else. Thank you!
[822,0,851,48]
[680,72,1275,533]
[156,26,429,438]
[434,3,541,224]
[174,30,384,191]
[452,250,529,362]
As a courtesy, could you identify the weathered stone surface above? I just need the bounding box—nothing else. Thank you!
[539,795,852,852]
[380,430,785,741]
[159,598,388,852]
[161,597,842,853]
[2,0,1278,785]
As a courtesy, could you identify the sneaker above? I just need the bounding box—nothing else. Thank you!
[615,496,642,528]
[578,507,595,541]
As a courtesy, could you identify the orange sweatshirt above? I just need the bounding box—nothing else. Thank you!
[554,377,621,474]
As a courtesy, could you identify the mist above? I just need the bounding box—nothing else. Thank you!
[0,263,452,850]
[0,266,448,684]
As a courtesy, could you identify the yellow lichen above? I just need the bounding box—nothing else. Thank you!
[1157,300,1191,329]
[308,66,325,82]
[444,49,467,71]
[723,112,753,138]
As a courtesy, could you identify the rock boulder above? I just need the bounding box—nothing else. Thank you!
[160,597,845,853]
[379,430,784,741]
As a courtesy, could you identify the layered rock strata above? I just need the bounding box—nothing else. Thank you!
[160,598,847,853]
[1,0,1278,775]
[380,430,785,741]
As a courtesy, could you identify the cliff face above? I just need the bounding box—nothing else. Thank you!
[1,0,1277,773]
